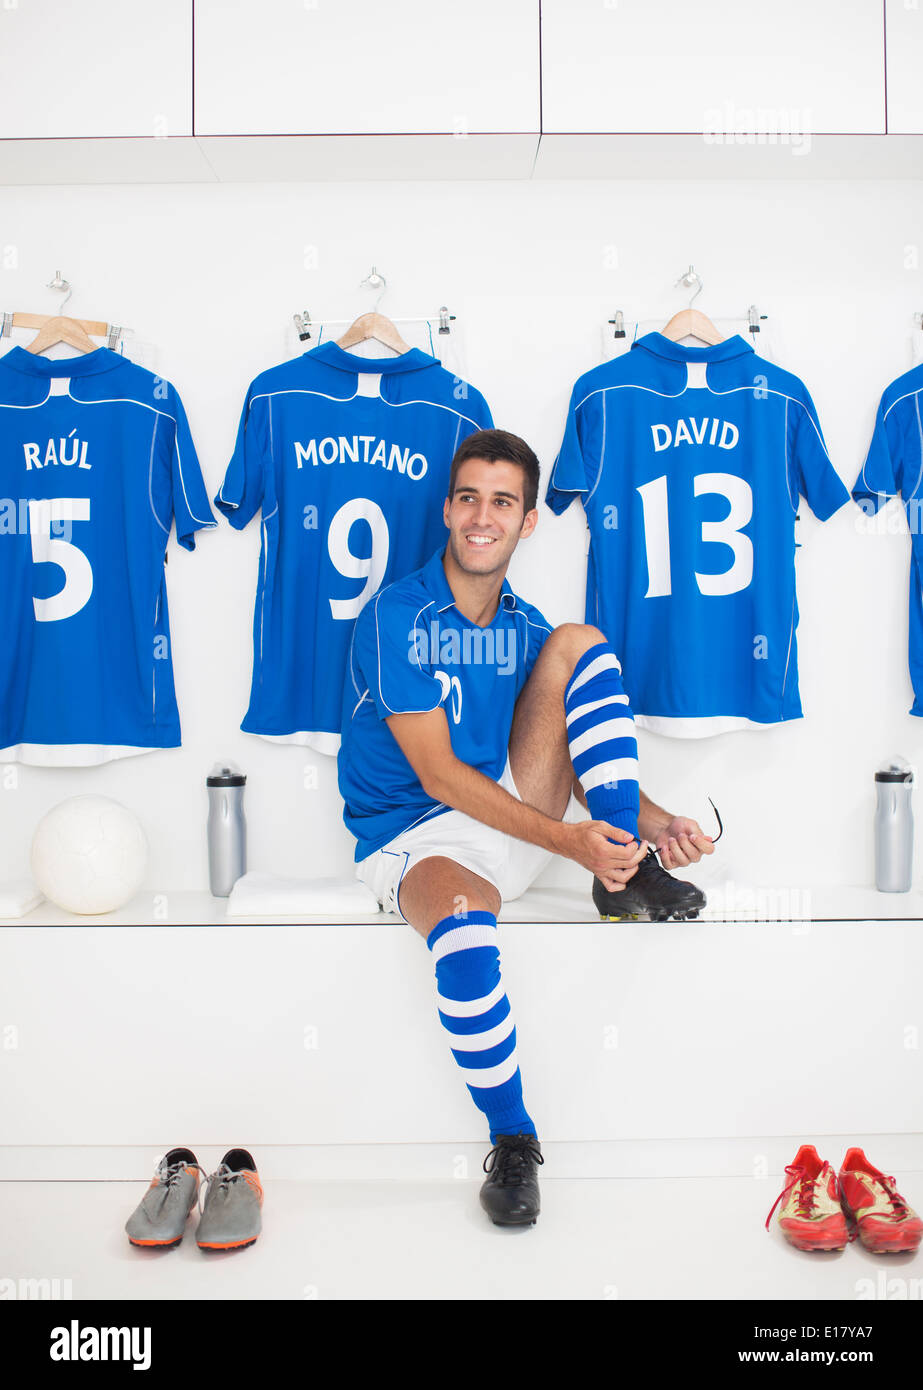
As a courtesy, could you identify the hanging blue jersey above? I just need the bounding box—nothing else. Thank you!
[338,546,553,860]
[546,333,850,736]
[215,342,493,755]
[852,364,923,716]
[0,346,216,765]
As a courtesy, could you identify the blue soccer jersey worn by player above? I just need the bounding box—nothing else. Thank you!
[853,364,923,716]
[546,333,850,736]
[338,546,553,861]
[215,343,493,754]
[0,346,216,765]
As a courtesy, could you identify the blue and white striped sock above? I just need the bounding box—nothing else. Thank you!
[565,641,640,841]
[426,910,535,1143]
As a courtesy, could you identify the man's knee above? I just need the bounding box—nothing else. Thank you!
[399,856,501,938]
[545,622,608,665]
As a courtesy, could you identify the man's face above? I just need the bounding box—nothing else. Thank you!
[443,457,537,576]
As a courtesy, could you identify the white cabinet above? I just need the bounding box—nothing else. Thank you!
[0,0,192,139]
[193,0,539,136]
[886,0,923,133]
[541,0,886,135]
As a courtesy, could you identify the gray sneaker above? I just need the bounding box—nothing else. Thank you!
[125,1147,203,1248]
[196,1148,262,1251]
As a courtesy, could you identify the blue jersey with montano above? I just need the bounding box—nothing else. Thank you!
[0,345,216,765]
[215,342,492,755]
[338,546,553,860]
[852,364,923,716]
[546,333,849,736]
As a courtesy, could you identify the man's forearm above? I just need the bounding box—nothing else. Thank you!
[427,758,567,854]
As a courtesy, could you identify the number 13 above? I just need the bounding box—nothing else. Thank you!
[636,472,753,598]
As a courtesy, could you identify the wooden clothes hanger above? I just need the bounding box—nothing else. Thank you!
[21,312,104,355]
[6,272,107,355]
[335,310,410,355]
[660,266,724,345]
[660,305,724,346]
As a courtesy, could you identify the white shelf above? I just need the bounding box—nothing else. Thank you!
[3,884,921,927]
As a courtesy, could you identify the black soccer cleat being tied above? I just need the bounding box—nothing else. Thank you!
[593,846,706,922]
[479,1133,544,1227]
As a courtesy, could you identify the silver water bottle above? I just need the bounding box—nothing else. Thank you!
[206,763,247,897]
[874,757,913,893]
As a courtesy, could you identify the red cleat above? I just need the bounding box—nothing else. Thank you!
[766,1144,849,1252]
[838,1148,923,1254]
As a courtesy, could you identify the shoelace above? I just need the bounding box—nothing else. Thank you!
[150,1159,205,1213]
[482,1136,544,1187]
[765,1164,818,1229]
[197,1163,261,1215]
[870,1174,911,1221]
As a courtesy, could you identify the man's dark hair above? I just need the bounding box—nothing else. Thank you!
[448,429,540,515]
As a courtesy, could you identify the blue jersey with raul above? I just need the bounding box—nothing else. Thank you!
[215,342,492,754]
[338,546,553,861]
[546,333,850,736]
[0,345,216,765]
[852,363,923,716]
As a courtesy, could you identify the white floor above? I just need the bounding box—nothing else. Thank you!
[2,1173,921,1301]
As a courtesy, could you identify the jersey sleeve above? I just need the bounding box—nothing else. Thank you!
[545,384,602,516]
[788,391,850,521]
[151,387,217,551]
[852,391,907,513]
[214,385,268,529]
[353,590,446,719]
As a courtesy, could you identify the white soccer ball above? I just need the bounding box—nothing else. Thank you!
[31,795,148,915]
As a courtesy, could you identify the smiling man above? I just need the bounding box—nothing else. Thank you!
[337,429,715,1226]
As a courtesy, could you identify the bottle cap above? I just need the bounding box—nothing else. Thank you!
[875,755,913,784]
[207,760,246,787]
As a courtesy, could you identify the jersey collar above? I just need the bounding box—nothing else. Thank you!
[632,332,754,364]
[309,341,438,376]
[423,546,518,616]
[0,345,126,377]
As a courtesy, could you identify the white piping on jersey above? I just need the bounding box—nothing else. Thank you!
[152,590,161,724]
[912,393,923,501]
[882,386,922,423]
[258,519,270,665]
[569,379,832,483]
[0,386,216,532]
[855,387,923,500]
[373,590,443,716]
[584,389,608,505]
[783,397,798,513]
[148,415,170,536]
[781,588,796,713]
[0,390,53,409]
[172,427,217,529]
[247,385,485,432]
[352,687,372,719]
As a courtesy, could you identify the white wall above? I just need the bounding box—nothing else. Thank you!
[1,177,921,899]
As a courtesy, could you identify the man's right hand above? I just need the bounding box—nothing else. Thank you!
[554,820,648,891]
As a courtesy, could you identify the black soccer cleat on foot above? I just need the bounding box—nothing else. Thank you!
[593,847,706,922]
[479,1133,544,1226]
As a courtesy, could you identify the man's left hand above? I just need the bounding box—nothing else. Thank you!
[654,817,715,870]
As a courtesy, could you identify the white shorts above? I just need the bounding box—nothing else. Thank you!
[356,758,582,920]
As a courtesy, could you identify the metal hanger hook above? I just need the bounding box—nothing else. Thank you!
[674,264,703,309]
[47,269,73,314]
[359,265,388,313]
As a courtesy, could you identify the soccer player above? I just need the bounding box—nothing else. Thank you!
[337,430,716,1226]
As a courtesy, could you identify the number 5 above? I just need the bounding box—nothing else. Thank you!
[29,498,93,622]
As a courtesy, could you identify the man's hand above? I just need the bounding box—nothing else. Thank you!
[654,816,715,870]
[555,820,648,892]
